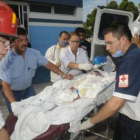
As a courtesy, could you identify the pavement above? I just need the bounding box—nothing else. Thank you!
[0,82,114,140]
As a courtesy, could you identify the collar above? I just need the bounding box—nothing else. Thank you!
[68,46,79,55]
[57,43,61,49]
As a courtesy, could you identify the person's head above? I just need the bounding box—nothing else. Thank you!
[0,1,18,60]
[13,27,28,55]
[103,21,132,57]
[68,32,80,53]
[59,31,69,47]
[75,27,86,42]
[0,37,10,60]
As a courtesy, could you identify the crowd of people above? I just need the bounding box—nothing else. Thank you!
[0,1,140,140]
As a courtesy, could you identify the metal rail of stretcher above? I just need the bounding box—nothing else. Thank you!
[83,81,115,140]
[4,82,114,140]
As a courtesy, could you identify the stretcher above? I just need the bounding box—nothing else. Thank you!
[4,70,115,140]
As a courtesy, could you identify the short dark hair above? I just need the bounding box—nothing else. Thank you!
[75,27,86,34]
[17,27,27,36]
[103,21,132,42]
[59,31,69,37]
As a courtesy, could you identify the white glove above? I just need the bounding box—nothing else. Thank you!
[79,118,95,130]
[79,63,93,71]
[0,110,5,130]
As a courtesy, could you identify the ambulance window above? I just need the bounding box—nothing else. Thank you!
[98,13,129,40]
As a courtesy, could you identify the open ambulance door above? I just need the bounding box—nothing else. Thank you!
[90,7,134,61]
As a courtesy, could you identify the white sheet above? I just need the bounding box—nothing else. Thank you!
[11,70,115,140]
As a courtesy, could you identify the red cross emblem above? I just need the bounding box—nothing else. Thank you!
[119,74,129,88]
[121,76,126,82]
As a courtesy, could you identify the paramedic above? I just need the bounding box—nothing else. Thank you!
[45,31,69,82]
[0,1,19,140]
[60,31,93,76]
[78,21,140,140]
[75,27,91,58]
[0,27,74,113]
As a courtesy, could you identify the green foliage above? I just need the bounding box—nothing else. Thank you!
[107,1,118,8]
[84,0,139,38]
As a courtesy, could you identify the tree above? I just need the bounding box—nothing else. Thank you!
[107,1,118,9]
[118,0,138,19]
[84,0,139,37]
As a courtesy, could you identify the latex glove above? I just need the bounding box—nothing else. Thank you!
[79,118,94,131]
[0,110,5,130]
[79,64,93,71]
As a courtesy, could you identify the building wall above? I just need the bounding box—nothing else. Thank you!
[3,0,83,83]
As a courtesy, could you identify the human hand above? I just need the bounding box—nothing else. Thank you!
[0,111,5,130]
[79,63,93,71]
[63,74,74,80]
[11,102,17,113]
[78,118,95,131]
[56,62,61,67]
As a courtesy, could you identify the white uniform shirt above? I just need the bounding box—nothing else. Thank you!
[60,46,89,76]
[45,44,63,82]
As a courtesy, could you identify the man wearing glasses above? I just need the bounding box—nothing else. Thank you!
[78,21,140,140]
[0,1,20,140]
[0,27,73,113]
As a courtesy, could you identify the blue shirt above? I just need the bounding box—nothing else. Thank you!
[0,48,48,90]
[113,43,140,101]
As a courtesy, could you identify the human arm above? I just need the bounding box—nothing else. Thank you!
[79,96,125,130]
[2,81,16,103]
[132,34,140,48]
[45,45,61,67]
[45,61,74,80]
[67,62,93,71]
[0,110,10,140]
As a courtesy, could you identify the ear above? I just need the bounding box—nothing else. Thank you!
[120,36,127,44]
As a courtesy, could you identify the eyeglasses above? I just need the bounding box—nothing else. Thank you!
[0,40,10,47]
[105,40,118,47]
[70,40,80,44]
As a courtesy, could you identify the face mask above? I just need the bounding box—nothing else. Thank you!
[61,41,68,47]
[112,50,123,58]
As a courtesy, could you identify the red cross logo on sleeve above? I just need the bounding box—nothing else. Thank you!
[119,74,129,88]
[121,76,126,82]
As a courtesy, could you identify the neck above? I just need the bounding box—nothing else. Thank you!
[122,42,132,55]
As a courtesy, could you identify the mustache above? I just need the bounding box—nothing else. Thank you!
[22,44,27,47]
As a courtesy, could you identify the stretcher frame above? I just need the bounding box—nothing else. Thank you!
[5,80,114,140]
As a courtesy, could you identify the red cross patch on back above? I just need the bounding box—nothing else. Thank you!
[119,74,129,88]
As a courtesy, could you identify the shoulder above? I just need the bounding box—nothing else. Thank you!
[124,44,140,64]
[78,47,87,54]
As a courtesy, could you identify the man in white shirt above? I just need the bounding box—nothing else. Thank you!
[45,31,69,82]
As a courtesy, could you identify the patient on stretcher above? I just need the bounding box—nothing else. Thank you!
[10,57,115,140]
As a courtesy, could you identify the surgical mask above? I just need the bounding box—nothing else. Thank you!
[112,50,123,58]
[61,41,68,47]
